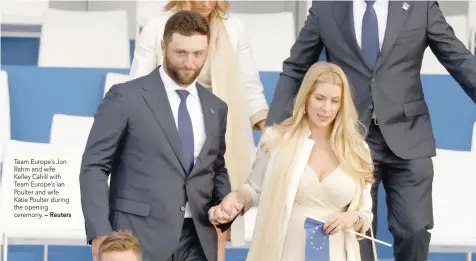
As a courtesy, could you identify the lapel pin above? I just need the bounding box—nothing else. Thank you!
[209,108,216,115]
[402,2,410,10]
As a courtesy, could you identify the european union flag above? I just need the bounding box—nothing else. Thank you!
[304,217,330,261]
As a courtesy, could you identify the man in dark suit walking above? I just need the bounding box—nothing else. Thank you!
[265,1,476,261]
[80,11,232,261]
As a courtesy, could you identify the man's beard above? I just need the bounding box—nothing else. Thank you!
[164,55,203,86]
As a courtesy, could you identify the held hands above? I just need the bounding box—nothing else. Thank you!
[209,191,244,225]
[323,211,360,235]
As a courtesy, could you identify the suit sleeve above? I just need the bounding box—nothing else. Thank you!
[266,3,325,125]
[213,105,233,231]
[79,85,128,243]
[427,1,476,103]
[212,105,231,205]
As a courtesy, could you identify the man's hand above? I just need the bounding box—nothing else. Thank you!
[209,204,242,225]
[91,235,107,261]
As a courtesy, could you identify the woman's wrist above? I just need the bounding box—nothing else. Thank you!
[234,190,247,208]
[353,211,363,227]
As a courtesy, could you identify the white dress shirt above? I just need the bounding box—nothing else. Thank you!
[353,0,389,50]
[159,66,207,218]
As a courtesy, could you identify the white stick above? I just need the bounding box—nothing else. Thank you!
[304,214,392,247]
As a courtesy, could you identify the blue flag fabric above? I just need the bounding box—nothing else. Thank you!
[304,217,330,261]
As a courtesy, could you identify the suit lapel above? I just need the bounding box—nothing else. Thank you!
[332,1,372,71]
[375,0,411,70]
[188,85,219,177]
[141,67,187,176]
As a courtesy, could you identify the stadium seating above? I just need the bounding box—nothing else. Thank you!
[0,0,48,37]
[103,72,131,97]
[38,8,130,69]
[233,12,295,72]
[49,114,94,150]
[0,71,11,168]
[429,145,476,260]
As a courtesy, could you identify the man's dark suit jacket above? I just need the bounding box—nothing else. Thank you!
[267,1,476,159]
[79,66,232,261]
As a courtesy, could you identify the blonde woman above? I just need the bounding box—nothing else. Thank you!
[130,0,268,259]
[209,62,377,261]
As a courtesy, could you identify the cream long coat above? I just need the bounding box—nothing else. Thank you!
[240,127,375,261]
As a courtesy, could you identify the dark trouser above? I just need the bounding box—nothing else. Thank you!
[359,121,434,261]
[166,218,207,261]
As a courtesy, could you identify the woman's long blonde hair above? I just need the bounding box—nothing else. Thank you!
[164,0,230,20]
[264,62,374,184]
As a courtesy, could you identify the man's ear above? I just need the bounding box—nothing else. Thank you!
[161,40,166,55]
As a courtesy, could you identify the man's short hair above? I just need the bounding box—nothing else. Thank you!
[163,10,210,44]
[98,231,142,261]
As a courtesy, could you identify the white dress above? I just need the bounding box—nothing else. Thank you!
[280,165,358,261]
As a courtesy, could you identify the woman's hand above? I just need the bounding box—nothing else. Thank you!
[256,120,266,131]
[209,191,244,225]
[323,212,359,235]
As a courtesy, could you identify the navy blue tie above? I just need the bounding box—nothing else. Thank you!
[362,0,379,69]
[176,90,194,175]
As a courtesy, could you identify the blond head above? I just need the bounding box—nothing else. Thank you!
[266,62,374,184]
[98,231,142,261]
[164,0,230,20]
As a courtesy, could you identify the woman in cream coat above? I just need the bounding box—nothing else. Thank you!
[130,0,269,259]
[210,62,378,261]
